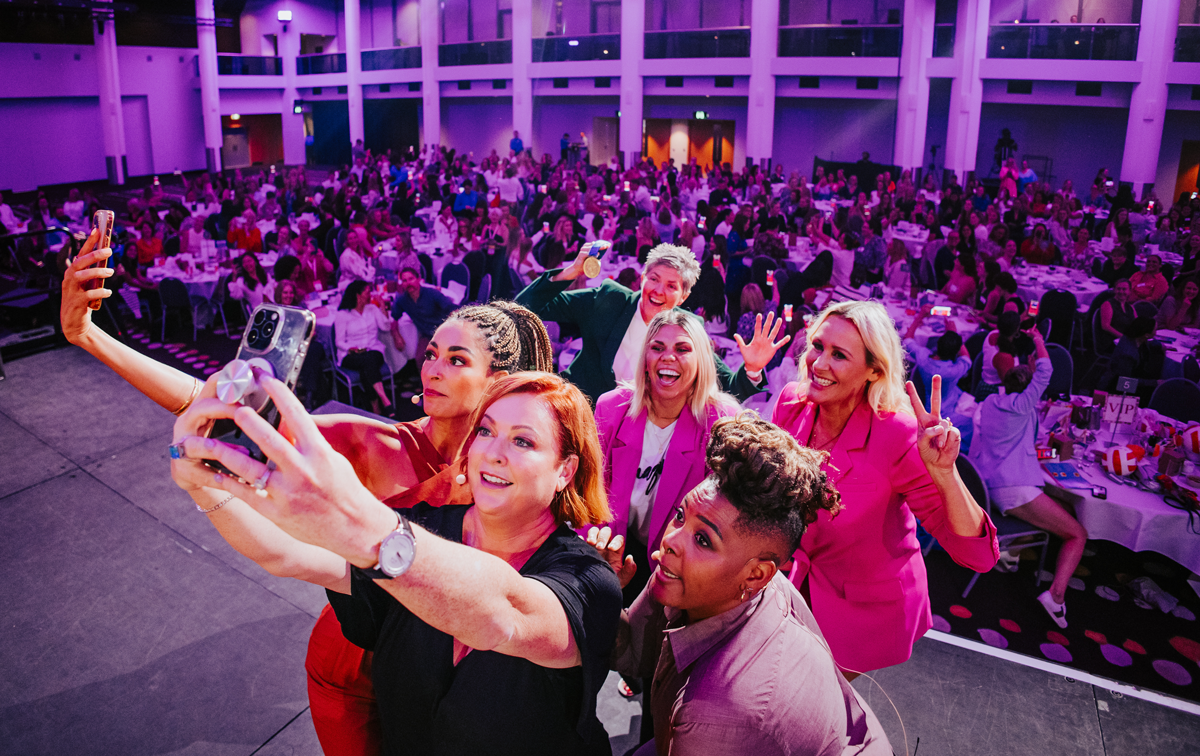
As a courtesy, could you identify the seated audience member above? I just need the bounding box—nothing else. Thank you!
[852,221,887,284]
[228,252,271,310]
[272,255,309,300]
[334,280,401,416]
[1157,278,1200,330]
[227,210,263,253]
[598,413,891,756]
[1129,254,1168,305]
[297,242,335,293]
[181,216,207,257]
[168,371,620,755]
[1097,279,1136,354]
[389,266,457,357]
[1099,316,1162,398]
[976,309,1030,400]
[134,220,163,267]
[275,279,302,307]
[903,307,973,416]
[1062,227,1092,270]
[338,227,377,287]
[980,271,1018,326]
[941,254,978,305]
[883,239,911,293]
[1019,223,1058,265]
[933,231,961,289]
[1095,245,1138,285]
[736,283,775,343]
[517,244,785,405]
[970,328,1087,628]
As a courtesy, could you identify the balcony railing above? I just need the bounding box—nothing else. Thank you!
[217,55,282,75]
[1177,26,1200,62]
[643,28,750,59]
[362,47,423,71]
[987,23,1139,61]
[777,25,902,57]
[438,40,513,66]
[933,24,955,57]
[532,33,620,62]
[297,53,347,75]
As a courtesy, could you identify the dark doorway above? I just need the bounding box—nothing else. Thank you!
[364,99,421,160]
[310,100,351,166]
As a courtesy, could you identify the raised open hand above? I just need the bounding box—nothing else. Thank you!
[584,526,637,589]
[905,376,960,475]
[734,312,791,374]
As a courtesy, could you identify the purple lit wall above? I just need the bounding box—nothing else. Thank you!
[772,98,899,176]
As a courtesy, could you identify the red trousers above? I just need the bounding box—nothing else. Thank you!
[306,605,381,756]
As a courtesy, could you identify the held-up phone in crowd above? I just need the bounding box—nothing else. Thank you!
[624,180,631,191]
[1028,301,1039,317]
[766,270,775,287]
[84,210,115,311]
[930,305,952,317]
[579,239,611,278]
[784,304,794,322]
[698,218,706,230]
[202,304,316,478]
[542,221,551,234]
[1092,486,1107,500]
[1106,180,1114,188]
[539,184,548,194]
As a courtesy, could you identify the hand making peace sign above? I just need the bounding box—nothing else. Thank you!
[905,374,960,476]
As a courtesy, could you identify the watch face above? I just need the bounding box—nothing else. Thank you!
[380,532,415,577]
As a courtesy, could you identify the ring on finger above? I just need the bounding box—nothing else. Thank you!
[252,460,276,497]
[168,443,187,461]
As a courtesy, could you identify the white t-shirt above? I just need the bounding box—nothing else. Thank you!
[333,304,391,364]
[827,244,854,288]
[628,420,677,544]
[612,305,651,385]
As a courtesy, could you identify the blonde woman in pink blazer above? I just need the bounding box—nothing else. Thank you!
[772,300,999,677]
[591,310,747,607]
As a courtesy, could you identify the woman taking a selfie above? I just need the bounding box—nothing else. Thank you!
[62,227,561,755]
[771,300,998,677]
[168,372,621,756]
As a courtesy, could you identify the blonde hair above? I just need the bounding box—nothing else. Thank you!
[801,300,910,416]
[644,243,701,297]
[626,310,737,422]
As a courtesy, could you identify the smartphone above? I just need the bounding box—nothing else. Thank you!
[1092,486,1107,500]
[539,184,548,194]
[930,305,952,317]
[84,210,115,311]
[203,304,316,477]
[784,303,793,322]
[458,187,464,194]
[1028,301,1039,317]
[698,219,706,230]
[542,221,550,234]
[624,180,631,191]
[1106,180,1114,188]
[766,270,775,286]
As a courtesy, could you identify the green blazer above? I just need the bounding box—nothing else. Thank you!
[516,270,763,405]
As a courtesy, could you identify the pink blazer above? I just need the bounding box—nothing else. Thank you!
[594,387,737,563]
[772,382,999,673]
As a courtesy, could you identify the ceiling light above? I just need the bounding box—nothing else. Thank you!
[230,113,241,120]
[278,10,293,22]
[568,40,579,47]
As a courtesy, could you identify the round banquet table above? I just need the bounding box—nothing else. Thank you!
[1039,414,1200,575]
[1010,263,1108,312]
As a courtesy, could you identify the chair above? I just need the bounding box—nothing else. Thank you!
[1148,378,1200,423]
[157,278,195,341]
[1036,318,1051,340]
[1038,288,1078,348]
[955,456,1050,598]
[327,323,397,409]
[475,273,492,304]
[964,330,986,360]
[967,351,984,396]
[208,273,232,336]
[417,252,435,283]
[1044,343,1074,399]
[440,260,470,292]
[1184,355,1200,383]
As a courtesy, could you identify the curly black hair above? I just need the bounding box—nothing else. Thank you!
[705,411,842,554]
[445,300,554,374]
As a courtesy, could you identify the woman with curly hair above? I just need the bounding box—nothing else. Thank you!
[594,412,891,756]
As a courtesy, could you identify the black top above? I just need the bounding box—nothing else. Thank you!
[335,503,622,756]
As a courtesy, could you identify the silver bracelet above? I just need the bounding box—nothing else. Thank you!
[197,493,236,514]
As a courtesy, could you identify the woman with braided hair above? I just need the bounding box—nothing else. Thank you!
[60,232,556,754]
[593,412,891,755]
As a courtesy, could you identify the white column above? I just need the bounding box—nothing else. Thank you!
[195,0,223,173]
[345,0,365,146]
[278,13,306,166]
[1120,0,1181,199]
[93,3,127,184]
[746,0,778,169]
[420,0,441,150]
[893,0,936,175]
[512,0,533,153]
[618,0,645,165]
[944,0,989,184]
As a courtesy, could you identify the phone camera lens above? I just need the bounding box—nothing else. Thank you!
[254,311,265,324]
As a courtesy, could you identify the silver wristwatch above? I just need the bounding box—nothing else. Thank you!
[361,509,416,579]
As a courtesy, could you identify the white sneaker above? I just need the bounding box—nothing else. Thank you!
[994,551,1020,573]
[1038,590,1068,629]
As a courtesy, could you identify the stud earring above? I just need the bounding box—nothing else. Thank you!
[455,473,466,485]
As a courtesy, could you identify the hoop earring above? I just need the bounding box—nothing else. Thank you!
[740,586,749,602]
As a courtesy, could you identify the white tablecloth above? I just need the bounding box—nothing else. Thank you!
[1011,264,1108,312]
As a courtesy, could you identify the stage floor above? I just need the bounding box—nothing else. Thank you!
[3,345,1198,755]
